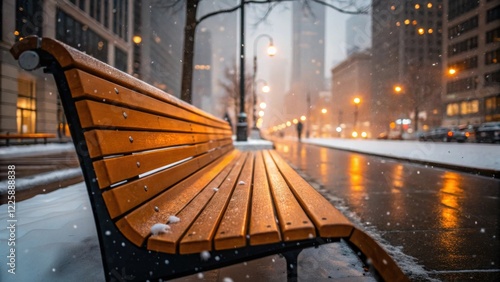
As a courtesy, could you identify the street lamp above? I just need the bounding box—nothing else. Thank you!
[353,97,360,132]
[236,0,246,141]
[252,34,276,132]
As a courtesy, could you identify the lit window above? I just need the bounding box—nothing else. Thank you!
[418,28,425,35]
[415,4,420,9]
[428,28,433,34]
[427,3,433,8]
[404,19,410,25]
[412,20,418,25]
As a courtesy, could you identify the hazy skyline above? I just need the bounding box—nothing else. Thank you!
[245,2,368,93]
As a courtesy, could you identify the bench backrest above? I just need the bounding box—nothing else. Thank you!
[11,36,233,246]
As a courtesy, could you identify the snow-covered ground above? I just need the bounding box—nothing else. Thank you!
[1,139,497,281]
[303,138,500,172]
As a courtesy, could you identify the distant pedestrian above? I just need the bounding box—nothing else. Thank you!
[223,112,232,132]
[296,121,303,141]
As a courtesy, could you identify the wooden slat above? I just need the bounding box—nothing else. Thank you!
[102,145,232,219]
[268,150,354,237]
[147,154,241,253]
[115,150,240,247]
[93,142,228,188]
[179,153,249,254]
[262,150,316,241]
[214,151,254,250]
[65,69,231,130]
[93,145,197,189]
[76,100,231,135]
[84,129,230,158]
[248,151,281,245]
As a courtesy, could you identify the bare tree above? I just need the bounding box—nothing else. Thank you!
[155,0,369,103]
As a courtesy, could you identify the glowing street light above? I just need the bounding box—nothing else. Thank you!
[132,35,142,44]
[261,84,270,93]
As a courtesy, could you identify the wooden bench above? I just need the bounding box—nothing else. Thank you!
[11,37,408,282]
[0,133,56,146]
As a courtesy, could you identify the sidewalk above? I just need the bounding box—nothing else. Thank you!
[293,137,500,176]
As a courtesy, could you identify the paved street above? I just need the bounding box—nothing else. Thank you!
[273,139,500,281]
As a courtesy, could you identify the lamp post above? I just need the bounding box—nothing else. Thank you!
[353,97,360,132]
[252,34,276,133]
[393,85,405,135]
[236,0,247,141]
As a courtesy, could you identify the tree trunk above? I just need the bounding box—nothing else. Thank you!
[180,0,198,103]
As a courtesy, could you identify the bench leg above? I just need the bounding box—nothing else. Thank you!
[282,249,302,282]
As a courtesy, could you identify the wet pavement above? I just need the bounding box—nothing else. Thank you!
[273,139,500,281]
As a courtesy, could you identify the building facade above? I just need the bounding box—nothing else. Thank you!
[1,0,190,138]
[371,0,444,134]
[1,0,134,137]
[330,51,372,138]
[442,0,500,126]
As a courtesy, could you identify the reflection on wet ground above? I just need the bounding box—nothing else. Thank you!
[274,140,500,281]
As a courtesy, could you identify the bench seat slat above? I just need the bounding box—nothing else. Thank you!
[93,141,232,188]
[269,150,354,237]
[76,100,231,135]
[263,150,317,241]
[84,129,230,158]
[248,151,281,245]
[102,145,233,219]
[66,69,230,130]
[116,150,241,247]
[147,152,242,253]
[179,152,249,254]
[213,151,254,250]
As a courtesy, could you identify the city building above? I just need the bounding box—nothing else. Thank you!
[1,0,134,137]
[134,0,184,96]
[330,50,372,138]
[371,0,444,134]
[194,0,238,118]
[286,1,326,122]
[1,0,189,138]
[442,0,500,126]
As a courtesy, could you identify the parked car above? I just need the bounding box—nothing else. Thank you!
[419,127,453,142]
[476,121,500,143]
[377,131,403,140]
[448,126,469,143]
[458,124,479,143]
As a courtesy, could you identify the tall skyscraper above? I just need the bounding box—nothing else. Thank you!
[195,0,238,117]
[371,0,444,133]
[442,0,500,126]
[287,1,326,117]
